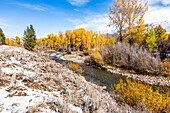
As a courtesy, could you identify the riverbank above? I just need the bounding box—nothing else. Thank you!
[45,50,170,87]
[1,45,136,113]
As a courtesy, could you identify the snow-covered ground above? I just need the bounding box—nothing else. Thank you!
[0,46,130,113]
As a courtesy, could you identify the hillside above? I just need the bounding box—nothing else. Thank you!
[0,45,133,113]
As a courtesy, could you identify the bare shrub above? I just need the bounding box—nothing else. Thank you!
[100,42,161,75]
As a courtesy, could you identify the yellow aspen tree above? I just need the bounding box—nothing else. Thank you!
[59,31,64,48]
[109,0,127,41]
[95,33,99,50]
[99,34,105,49]
[65,30,72,45]
[109,0,148,41]
[105,37,109,45]
[74,28,85,51]
[154,25,169,40]
[71,32,76,48]
[15,36,20,46]
[126,0,148,38]
[42,38,48,46]
[47,34,52,48]
[81,32,86,50]
[36,39,40,46]
[5,38,9,45]
[145,27,156,50]
[54,35,59,46]
[9,40,14,46]
[109,37,115,45]
[131,15,146,45]
[65,30,72,51]
[91,32,96,48]
[85,31,92,51]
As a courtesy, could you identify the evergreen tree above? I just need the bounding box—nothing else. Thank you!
[23,25,37,50]
[0,28,6,45]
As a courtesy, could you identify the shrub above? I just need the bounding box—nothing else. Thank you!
[90,51,103,66]
[68,62,79,72]
[44,47,47,50]
[160,61,170,76]
[84,57,91,63]
[156,39,170,60]
[83,50,91,55]
[114,79,170,112]
[100,42,161,75]
[44,53,48,58]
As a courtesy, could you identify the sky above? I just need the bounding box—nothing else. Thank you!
[0,0,170,39]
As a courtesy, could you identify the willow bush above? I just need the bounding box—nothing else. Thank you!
[100,42,161,75]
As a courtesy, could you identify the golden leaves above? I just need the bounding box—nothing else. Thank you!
[114,79,170,112]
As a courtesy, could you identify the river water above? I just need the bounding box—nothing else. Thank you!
[49,54,170,94]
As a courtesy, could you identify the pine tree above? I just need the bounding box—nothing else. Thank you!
[0,28,6,45]
[23,25,37,51]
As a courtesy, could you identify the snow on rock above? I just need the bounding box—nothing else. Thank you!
[68,104,82,113]
[0,45,128,113]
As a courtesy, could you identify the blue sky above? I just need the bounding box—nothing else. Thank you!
[0,0,170,39]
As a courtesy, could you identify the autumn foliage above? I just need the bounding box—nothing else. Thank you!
[114,79,170,112]
[37,28,115,52]
[5,38,9,45]
[9,40,14,46]
[68,62,79,72]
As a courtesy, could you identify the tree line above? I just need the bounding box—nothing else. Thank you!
[37,28,115,53]
[0,25,37,51]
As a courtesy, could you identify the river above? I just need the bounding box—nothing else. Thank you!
[48,53,170,94]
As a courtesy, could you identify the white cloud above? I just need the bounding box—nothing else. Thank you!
[67,0,90,6]
[69,14,114,33]
[148,0,170,5]
[144,5,170,33]
[14,2,47,11]
[74,9,80,12]
[70,0,170,33]
[0,18,13,28]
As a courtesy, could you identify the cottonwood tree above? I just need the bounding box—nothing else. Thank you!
[130,14,146,45]
[15,36,21,46]
[126,0,148,37]
[108,0,148,42]
[0,28,6,45]
[145,27,156,50]
[23,25,37,51]
[5,38,9,45]
[154,25,169,40]
[9,40,14,46]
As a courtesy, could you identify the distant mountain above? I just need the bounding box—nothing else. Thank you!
[104,33,118,39]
